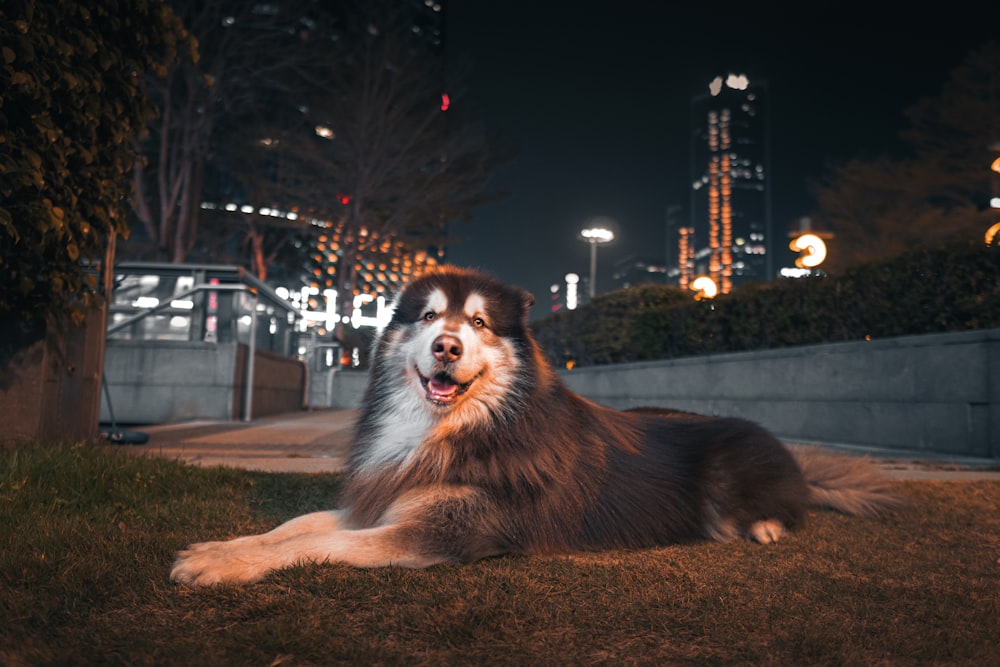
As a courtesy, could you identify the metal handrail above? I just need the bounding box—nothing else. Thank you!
[106,282,262,422]
[110,263,298,315]
[106,283,255,335]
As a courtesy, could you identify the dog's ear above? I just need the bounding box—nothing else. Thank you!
[522,290,535,310]
[517,289,535,328]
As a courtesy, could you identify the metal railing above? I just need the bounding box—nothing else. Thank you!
[105,263,304,422]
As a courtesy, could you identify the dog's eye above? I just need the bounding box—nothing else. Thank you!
[422,311,436,322]
[472,317,485,328]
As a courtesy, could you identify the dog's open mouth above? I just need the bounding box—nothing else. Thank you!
[417,369,475,406]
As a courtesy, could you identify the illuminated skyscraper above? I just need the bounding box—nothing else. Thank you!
[687,73,772,293]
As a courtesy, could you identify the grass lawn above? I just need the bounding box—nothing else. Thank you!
[2,442,998,666]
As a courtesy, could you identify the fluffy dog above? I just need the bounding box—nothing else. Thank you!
[170,266,901,586]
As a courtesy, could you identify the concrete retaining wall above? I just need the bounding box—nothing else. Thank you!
[289,329,1000,459]
[312,369,370,409]
[233,345,307,419]
[559,328,1000,459]
[102,340,306,424]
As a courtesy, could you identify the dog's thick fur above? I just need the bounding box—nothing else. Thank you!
[170,266,902,586]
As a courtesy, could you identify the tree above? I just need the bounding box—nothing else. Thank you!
[263,0,510,316]
[810,42,999,273]
[0,0,189,333]
[209,0,510,313]
[124,0,327,263]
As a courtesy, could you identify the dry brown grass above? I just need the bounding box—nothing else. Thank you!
[2,443,998,665]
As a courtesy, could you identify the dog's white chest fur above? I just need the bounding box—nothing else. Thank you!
[357,387,433,471]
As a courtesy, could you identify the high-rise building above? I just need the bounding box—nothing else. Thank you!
[686,72,772,293]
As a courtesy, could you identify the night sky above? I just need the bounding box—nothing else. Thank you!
[443,1,996,318]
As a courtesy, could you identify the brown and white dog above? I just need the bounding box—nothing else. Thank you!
[170,266,901,586]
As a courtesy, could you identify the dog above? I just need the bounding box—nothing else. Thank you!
[170,266,902,586]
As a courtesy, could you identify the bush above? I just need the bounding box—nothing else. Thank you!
[531,242,1000,366]
[533,283,691,366]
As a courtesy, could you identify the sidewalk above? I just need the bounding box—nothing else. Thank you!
[115,409,359,474]
[107,408,1000,480]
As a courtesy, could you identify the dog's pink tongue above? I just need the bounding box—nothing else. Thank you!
[428,375,459,401]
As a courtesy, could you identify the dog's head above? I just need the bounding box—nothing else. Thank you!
[375,266,535,415]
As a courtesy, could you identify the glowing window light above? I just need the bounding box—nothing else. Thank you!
[789,233,827,268]
[565,273,579,310]
[133,296,159,308]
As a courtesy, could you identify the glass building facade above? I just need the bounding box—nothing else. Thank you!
[686,73,772,293]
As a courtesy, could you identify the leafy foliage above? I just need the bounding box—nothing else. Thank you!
[0,0,189,330]
[532,242,1000,366]
[810,42,998,272]
[534,284,691,365]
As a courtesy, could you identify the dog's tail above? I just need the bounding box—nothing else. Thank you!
[790,447,906,517]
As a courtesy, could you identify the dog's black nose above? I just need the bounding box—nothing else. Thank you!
[432,334,463,362]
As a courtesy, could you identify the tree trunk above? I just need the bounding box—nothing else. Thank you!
[0,299,108,442]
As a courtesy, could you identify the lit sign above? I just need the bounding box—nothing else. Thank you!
[986,222,1000,246]
[288,288,389,330]
[350,293,389,329]
[691,276,718,300]
[789,233,827,268]
[709,72,750,96]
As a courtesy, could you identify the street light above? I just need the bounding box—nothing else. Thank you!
[580,220,616,299]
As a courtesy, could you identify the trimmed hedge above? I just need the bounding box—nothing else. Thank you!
[531,242,1000,366]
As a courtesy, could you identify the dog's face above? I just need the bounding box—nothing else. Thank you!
[376,267,534,418]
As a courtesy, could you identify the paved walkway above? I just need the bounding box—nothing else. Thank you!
[115,409,359,474]
[107,408,1000,480]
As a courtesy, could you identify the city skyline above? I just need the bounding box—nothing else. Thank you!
[444,1,997,317]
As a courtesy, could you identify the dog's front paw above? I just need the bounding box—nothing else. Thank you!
[169,540,271,587]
